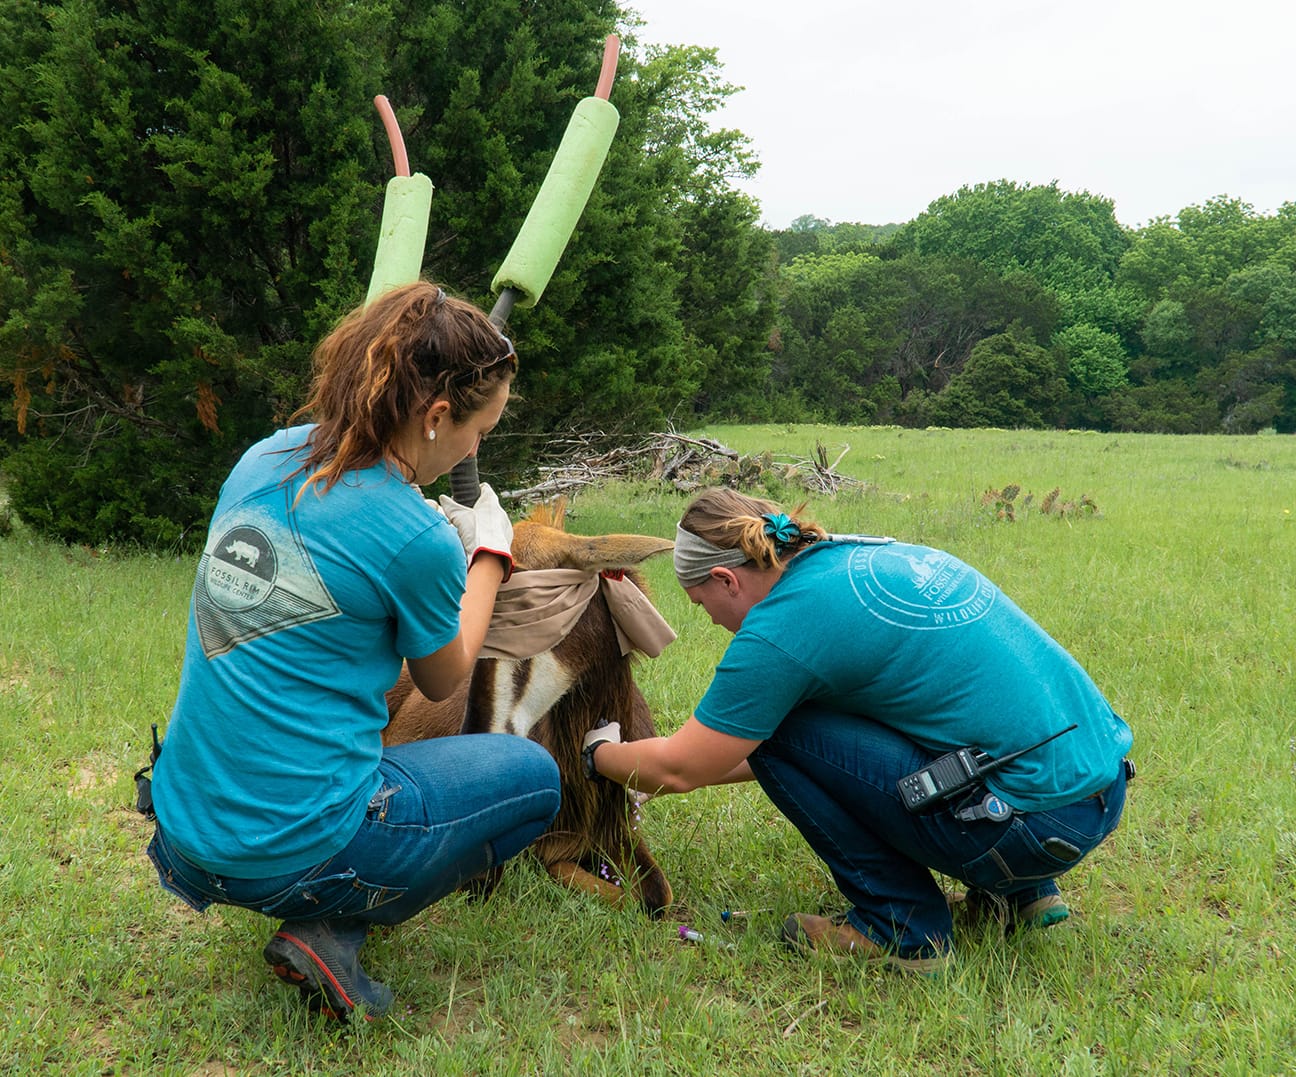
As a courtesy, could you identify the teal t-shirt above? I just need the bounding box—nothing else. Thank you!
[152,426,466,876]
[695,541,1132,811]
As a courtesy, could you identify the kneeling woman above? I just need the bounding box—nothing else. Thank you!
[148,283,561,1019]
[584,488,1131,972]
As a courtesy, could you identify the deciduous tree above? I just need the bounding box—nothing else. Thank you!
[927,326,1065,429]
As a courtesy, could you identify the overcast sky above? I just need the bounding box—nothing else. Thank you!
[626,0,1296,231]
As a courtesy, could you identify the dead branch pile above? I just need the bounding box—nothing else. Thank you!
[501,431,875,505]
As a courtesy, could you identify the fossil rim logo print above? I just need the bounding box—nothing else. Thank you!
[848,544,996,630]
[195,523,338,657]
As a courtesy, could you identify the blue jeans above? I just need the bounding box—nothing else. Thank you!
[147,734,561,927]
[749,706,1126,960]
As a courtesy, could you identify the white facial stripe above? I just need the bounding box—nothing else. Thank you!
[486,652,575,737]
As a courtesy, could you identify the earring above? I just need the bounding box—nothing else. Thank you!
[427,429,436,441]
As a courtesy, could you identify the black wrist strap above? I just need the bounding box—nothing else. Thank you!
[582,739,607,782]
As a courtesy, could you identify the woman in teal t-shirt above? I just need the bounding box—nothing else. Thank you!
[147,282,560,1020]
[584,487,1131,972]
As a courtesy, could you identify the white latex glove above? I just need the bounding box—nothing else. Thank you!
[582,720,622,753]
[581,720,622,782]
[437,482,514,580]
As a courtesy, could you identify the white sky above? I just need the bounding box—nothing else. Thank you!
[626,0,1296,230]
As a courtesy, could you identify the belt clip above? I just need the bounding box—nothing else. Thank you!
[955,791,1014,824]
[367,784,402,821]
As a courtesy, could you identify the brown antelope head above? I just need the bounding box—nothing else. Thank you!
[384,501,676,916]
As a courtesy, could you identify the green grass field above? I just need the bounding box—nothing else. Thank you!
[2,426,1294,1075]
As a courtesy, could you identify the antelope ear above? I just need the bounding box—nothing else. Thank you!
[511,521,674,572]
[565,534,675,573]
[525,498,568,530]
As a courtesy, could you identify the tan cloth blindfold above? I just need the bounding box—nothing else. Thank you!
[480,568,677,661]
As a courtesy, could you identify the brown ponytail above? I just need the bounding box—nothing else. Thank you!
[286,282,516,495]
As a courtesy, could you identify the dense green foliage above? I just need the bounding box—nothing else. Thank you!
[1,3,1292,550]
[0,0,769,546]
[2,0,383,545]
[775,184,1296,434]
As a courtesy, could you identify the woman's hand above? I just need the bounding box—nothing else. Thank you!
[585,717,760,795]
[406,498,510,702]
[581,721,621,780]
[438,483,514,580]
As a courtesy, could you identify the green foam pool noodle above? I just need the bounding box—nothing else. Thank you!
[491,96,620,308]
[365,172,435,305]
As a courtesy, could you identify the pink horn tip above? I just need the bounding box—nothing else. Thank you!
[373,94,411,178]
[595,35,620,100]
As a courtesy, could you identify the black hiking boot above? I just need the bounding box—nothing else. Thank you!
[263,918,394,1021]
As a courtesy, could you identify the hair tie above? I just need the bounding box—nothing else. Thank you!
[762,512,800,548]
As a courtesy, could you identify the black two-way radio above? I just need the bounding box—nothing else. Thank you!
[897,723,1077,814]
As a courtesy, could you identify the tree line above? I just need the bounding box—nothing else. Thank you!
[2,1,1292,549]
[768,188,1296,436]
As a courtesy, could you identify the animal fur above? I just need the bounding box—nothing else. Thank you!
[383,503,675,916]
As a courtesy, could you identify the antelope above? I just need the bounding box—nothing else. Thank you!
[383,503,675,916]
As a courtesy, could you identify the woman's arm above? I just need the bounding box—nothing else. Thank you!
[591,716,762,794]
[405,553,506,700]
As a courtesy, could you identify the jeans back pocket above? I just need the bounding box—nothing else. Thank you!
[147,830,215,913]
[960,817,1084,894]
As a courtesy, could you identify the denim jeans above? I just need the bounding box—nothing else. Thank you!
[749,706,1127,960]
[147,734,561,927]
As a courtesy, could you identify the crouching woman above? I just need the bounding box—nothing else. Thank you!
[583,488,1131,973]
[146,283,560,1020]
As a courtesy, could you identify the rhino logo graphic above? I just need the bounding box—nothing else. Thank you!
[224,540,260,569]
[903,552,941,586]
[205,526,276,614]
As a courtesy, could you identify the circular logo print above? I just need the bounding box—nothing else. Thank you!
[848,545,995,630]
[204,526,277,612]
